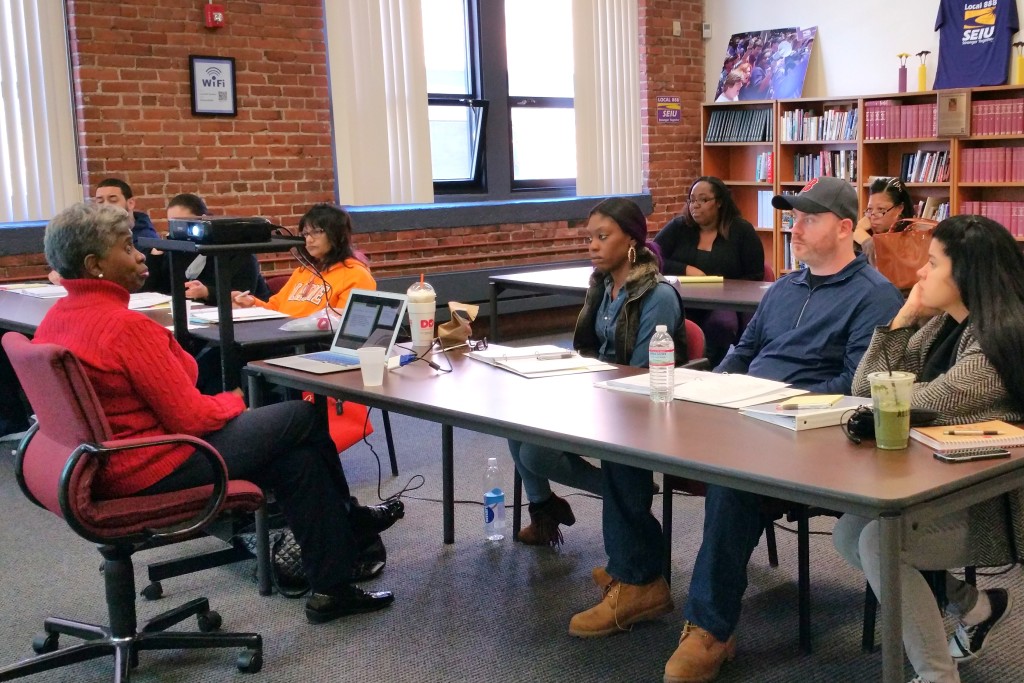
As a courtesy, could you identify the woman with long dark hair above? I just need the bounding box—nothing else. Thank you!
[835,214,1024,683]
[234,203,373,315]
[654,176,765,364]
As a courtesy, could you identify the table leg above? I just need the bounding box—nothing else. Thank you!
[246,371,264,409]
[878,512,903,683]
[214,258,239,391]
[442,424,454,544]
[489,282,500,343]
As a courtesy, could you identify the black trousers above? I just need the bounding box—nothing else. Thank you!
[141,400,357,592]
[0,344,30,435]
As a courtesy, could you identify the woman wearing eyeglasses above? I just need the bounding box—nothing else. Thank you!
[654,176,765,364]
[233,203,374,315]
[853,176,915,267]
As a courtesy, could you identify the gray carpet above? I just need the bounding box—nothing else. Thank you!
[1,407,1023,682]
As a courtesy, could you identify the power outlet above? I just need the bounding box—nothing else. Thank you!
[702,22,712,40]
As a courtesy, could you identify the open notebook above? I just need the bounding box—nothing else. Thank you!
[263,289,408,374]
[910,420,1024,452]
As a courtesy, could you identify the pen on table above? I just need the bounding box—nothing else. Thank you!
[536,352,573,361]
[776,402,838,411]
[942,429,1004,436]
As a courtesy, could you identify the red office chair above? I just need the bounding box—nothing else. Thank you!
[0,332,264,681]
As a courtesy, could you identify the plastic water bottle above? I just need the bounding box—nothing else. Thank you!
[483,457,505,541]
[649,324,675,403]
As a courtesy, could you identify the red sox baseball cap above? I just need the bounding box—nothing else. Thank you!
[771,176,858,223]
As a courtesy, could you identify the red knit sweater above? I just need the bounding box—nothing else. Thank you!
[34,279,245,497]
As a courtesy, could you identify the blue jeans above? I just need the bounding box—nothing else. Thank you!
[506,439,603,502]
[682,485,765,641]
[603,461,662,585]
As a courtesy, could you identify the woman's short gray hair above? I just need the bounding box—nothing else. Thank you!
[44,203,132,279]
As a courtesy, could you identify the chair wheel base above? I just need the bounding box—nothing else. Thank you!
[141,582,163,601]
[31,632,58,655]
[237,649,262,673]
[197,610,222,632]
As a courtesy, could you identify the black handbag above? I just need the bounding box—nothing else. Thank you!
[235,523,310,598]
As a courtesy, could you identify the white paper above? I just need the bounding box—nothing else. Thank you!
[603,368,800,407]
[189,307,290,323]
[127,292,172,310]
[4,284,67,298]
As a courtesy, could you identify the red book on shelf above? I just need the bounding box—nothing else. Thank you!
[766,152,774,183]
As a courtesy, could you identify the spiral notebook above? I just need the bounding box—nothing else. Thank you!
[909,420,1024,452]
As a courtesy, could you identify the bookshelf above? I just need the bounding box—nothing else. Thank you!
[701,100,777,265]
[700,84,1024,275]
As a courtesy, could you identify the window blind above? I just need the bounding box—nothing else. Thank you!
[0,0,79,224]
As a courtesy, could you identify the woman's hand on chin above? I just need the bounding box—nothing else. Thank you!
[891,283,942,329]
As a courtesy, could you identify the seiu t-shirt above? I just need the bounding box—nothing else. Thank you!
[934,0,1019,88]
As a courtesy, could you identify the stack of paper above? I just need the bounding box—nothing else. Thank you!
[189,307,290,323]
[2,284,68,298]
[467,344,615,378]
[127,293,172,310]
[601,368,806,408]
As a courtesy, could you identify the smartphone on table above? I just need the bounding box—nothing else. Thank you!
[933,447,1012,463]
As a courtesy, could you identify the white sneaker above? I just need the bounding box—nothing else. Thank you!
[948,588,1013,663]
[907,677,933,683]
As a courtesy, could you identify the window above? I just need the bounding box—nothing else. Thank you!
[422,0,575,198]
[0,0,79,224]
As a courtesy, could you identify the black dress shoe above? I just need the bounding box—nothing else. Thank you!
[352,535,387,583]
[305,584,394,624]
[351,498,405,537]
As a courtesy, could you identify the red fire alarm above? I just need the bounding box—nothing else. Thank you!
[204,3,226,29]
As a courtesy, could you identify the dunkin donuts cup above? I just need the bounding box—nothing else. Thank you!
[356,346,387,386]
[867,371,914,450]
[407,278,436,349]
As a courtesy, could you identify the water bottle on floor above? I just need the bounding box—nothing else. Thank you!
[483,457,505,541]
[649,324,675,403]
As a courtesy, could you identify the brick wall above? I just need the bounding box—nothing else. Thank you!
[1,0,702,284]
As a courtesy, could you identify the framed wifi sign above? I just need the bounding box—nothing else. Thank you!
[189,55,236,116]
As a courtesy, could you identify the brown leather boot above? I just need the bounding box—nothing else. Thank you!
[568,575,674,637]
[517,493,575,546]
[592,566,613,593]
[663,621,736,683]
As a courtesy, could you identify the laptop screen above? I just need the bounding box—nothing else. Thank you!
[331,291,406,352]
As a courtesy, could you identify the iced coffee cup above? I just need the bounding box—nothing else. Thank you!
[407,276,436,349]
[867,371,914,450]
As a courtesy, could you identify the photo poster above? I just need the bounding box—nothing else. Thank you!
[714,27,818,102]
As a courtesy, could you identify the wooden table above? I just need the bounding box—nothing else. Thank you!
[243,350,1024,683]
[488,265,771,341]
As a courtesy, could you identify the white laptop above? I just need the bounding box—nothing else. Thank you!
[264,289,408,374]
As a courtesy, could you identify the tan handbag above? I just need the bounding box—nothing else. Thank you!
[872,217,938,290]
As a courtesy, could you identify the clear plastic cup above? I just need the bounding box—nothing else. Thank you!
[407,280,436,349]
[867,371,914,450]
[356,346,387,386]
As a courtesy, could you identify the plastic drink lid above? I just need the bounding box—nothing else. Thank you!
[484,488,504,504]
[655,324,667,332]
[407,281,435,302]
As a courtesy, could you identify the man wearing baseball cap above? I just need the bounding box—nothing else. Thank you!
[662,176,905,682]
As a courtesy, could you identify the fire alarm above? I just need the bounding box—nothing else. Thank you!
[204,3,226,29]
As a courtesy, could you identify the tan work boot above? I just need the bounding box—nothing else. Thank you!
[663,621,736,683]
[568,575,674,637]
[592,566,614,593]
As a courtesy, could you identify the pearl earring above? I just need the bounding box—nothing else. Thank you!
[97,272,104,278]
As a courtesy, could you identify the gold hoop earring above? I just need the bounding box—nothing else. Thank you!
[628,245,637,264]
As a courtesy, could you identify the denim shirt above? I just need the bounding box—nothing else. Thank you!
[595,278,682,367]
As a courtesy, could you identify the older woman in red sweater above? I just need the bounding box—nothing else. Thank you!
[34,202,402,624]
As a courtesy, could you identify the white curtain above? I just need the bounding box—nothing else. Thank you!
[573,0,641,196]
[325,0,434,206]
[0,0,79,223]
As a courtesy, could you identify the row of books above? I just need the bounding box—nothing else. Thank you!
[705,108,773,143]
[914,197,950,221]
[754,190,775,229]
[960,201,1024,236]
[780,232,806,271]
[753,152,774,182]
[898,150,950,183]
[971,98,1024,136]
[959,147,1024,182]
[792,151,857,182]
[863,101,936,140]
[779,108,858,142]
